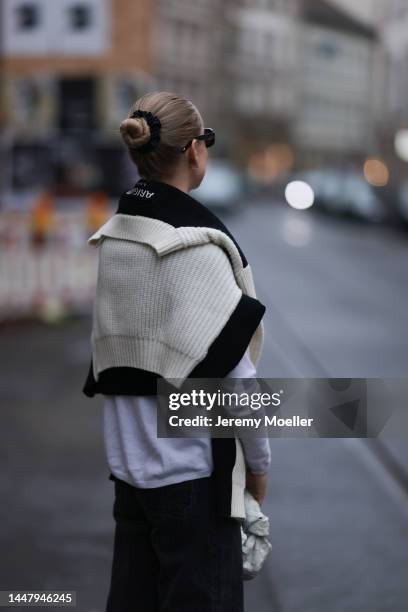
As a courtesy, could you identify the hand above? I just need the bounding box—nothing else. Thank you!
[245,468,268,505]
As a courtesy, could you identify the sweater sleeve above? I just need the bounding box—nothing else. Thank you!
[225,350,271,475]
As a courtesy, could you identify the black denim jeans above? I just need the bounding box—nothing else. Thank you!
[105,474,244,612]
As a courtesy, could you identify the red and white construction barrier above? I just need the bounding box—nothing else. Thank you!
[0,242,98,323]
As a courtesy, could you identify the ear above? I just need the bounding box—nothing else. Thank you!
[188,139,200,168]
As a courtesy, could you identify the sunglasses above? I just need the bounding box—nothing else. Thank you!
[179,128,215,153]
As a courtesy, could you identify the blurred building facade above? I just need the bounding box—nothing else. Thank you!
[222,0,384,171]
[151,0,385,172]
[153,0,226,129]
[380,0,408,126]
[0,0,155,198]
[371,0,408,179]
[294,0,382,168]
[226,0,299,167]
[0,0,400,200]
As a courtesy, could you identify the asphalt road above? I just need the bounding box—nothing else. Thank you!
[227,202,408,612]
[1,201,407,611]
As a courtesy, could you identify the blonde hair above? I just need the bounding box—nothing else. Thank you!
[119,91,204,181]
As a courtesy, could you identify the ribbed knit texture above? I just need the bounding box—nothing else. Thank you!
[88,214,264,388]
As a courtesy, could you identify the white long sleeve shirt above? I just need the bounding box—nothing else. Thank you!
[103,350,271,488]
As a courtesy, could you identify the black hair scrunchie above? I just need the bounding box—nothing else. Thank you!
[130,109,162,153]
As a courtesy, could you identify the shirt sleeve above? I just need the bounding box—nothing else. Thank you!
[225,350,271,475]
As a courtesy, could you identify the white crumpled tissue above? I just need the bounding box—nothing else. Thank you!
[241,489,272,580]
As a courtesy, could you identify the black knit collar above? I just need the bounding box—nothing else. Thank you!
[133,177,205,211]
[118,177,218,221]
[116,177,247,266]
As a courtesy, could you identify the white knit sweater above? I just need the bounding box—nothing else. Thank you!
[88,214,264,388]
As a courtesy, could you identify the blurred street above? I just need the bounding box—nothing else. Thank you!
[2,0,408,610]
[2,200,407,612]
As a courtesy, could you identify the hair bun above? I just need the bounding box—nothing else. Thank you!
[119,117,151,150]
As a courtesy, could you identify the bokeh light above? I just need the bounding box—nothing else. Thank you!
[363,159,389,187]
[284,181,315,210]
[248,144,295,184]
[394,129,408,162]
[281,216,312,248]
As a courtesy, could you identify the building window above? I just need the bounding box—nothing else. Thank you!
[15,79,42,121]
[15,2,40,30]
[115,79,139,118]
[58,78,96,131]
[316,40,338,58]
[68,3,92,31]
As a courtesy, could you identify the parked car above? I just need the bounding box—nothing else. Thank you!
[191,158,247,213]
[293,168,388,223]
